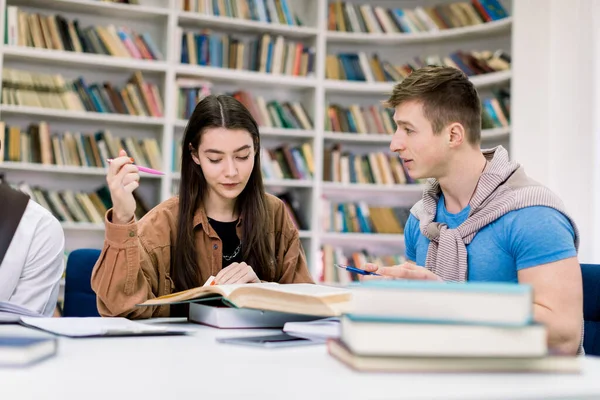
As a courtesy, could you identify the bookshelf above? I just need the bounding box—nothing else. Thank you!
[0,0,512,280]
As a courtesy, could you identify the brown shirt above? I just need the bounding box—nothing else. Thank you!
[91,193,314,319]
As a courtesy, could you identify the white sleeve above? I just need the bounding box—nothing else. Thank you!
[9,203,65,316]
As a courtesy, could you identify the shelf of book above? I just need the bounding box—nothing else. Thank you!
[325,16,512,45]
[320,232,405,245]
[177,11,319,38]
[6,0,169,19]
[323,70,511,94]
[0,105,166,127]
[175,64,317,89]
[2,46,168,73]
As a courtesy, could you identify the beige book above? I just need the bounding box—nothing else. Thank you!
[76,192,103,223]
[139,283,351,317]
[300,142,314,175]
[105,25,131,57]
[38,15,54,49]
[125,84,147,116]
[28,14,45,48]
[186,32,197,65]
[325,55,340,80]
[17,11,30,47]
[46,16,64,51]
[367,153,383,184]
[67,21,83,52]
[37,121,52,165]
[270,36,285,74]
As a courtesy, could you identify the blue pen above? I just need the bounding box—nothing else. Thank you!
[335,264,381,276]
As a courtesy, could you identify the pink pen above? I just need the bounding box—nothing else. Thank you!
[106,159,164,175]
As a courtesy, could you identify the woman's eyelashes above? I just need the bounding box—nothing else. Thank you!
[207,154,251,164]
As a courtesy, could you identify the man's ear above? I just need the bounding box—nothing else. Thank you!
[189,143,200,165]
[447,122,466,148]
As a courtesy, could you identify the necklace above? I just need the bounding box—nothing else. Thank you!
[223,241,242,261]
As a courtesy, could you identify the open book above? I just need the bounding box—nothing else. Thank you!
[138,283,351,317]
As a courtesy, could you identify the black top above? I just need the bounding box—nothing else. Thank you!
[170,218,243,318]
[208,217,243,267]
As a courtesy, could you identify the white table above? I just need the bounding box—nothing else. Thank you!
[1,319,600,400]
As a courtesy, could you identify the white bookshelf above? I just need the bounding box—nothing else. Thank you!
[178,11,319,37]
[0,0,512,276]
[3,45,170,72]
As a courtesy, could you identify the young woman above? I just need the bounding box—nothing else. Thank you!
[91,95,314,319]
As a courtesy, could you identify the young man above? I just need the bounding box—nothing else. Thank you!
[0,180,65,317]
[362,66,583,355]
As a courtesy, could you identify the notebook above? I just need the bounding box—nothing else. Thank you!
[138,283,351,317]
[0,336,58,367]
[19,317,189,338]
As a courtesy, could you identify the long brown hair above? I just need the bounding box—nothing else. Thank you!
[173,95,274,291]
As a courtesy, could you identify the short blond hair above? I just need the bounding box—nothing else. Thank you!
[384,66,482,144]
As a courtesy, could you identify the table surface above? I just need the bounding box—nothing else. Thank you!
[1,318,600,400]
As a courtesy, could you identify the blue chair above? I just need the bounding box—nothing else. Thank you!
[63,249,102,317]
[581,264,600,355]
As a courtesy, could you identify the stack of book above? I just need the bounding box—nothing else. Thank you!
[2,69,164,117]
[5,7,162,60]
[180,31,315,77]
[329,280,580,373]
[0,122,162,169]
[180,0,303,26]
[326,49,510,82]
[320,200,410,234]
[323,146,416,185]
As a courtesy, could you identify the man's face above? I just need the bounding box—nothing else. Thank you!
[389,101,451,180]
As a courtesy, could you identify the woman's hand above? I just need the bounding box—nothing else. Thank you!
[215,262,260,284]
[107,149,139,224]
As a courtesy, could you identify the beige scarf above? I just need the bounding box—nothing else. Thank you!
[410,146,580,281]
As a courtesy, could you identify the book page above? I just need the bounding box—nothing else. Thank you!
[248,283,350,298]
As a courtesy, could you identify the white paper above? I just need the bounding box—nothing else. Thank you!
[19,317,188,337]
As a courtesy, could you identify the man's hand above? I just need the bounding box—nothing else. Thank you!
[361,262,443,281]
[215,262,260,285]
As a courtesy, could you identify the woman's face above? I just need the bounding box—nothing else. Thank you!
[191,127,256,202]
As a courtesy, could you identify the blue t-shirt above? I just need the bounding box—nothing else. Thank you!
[404,195,577,282]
